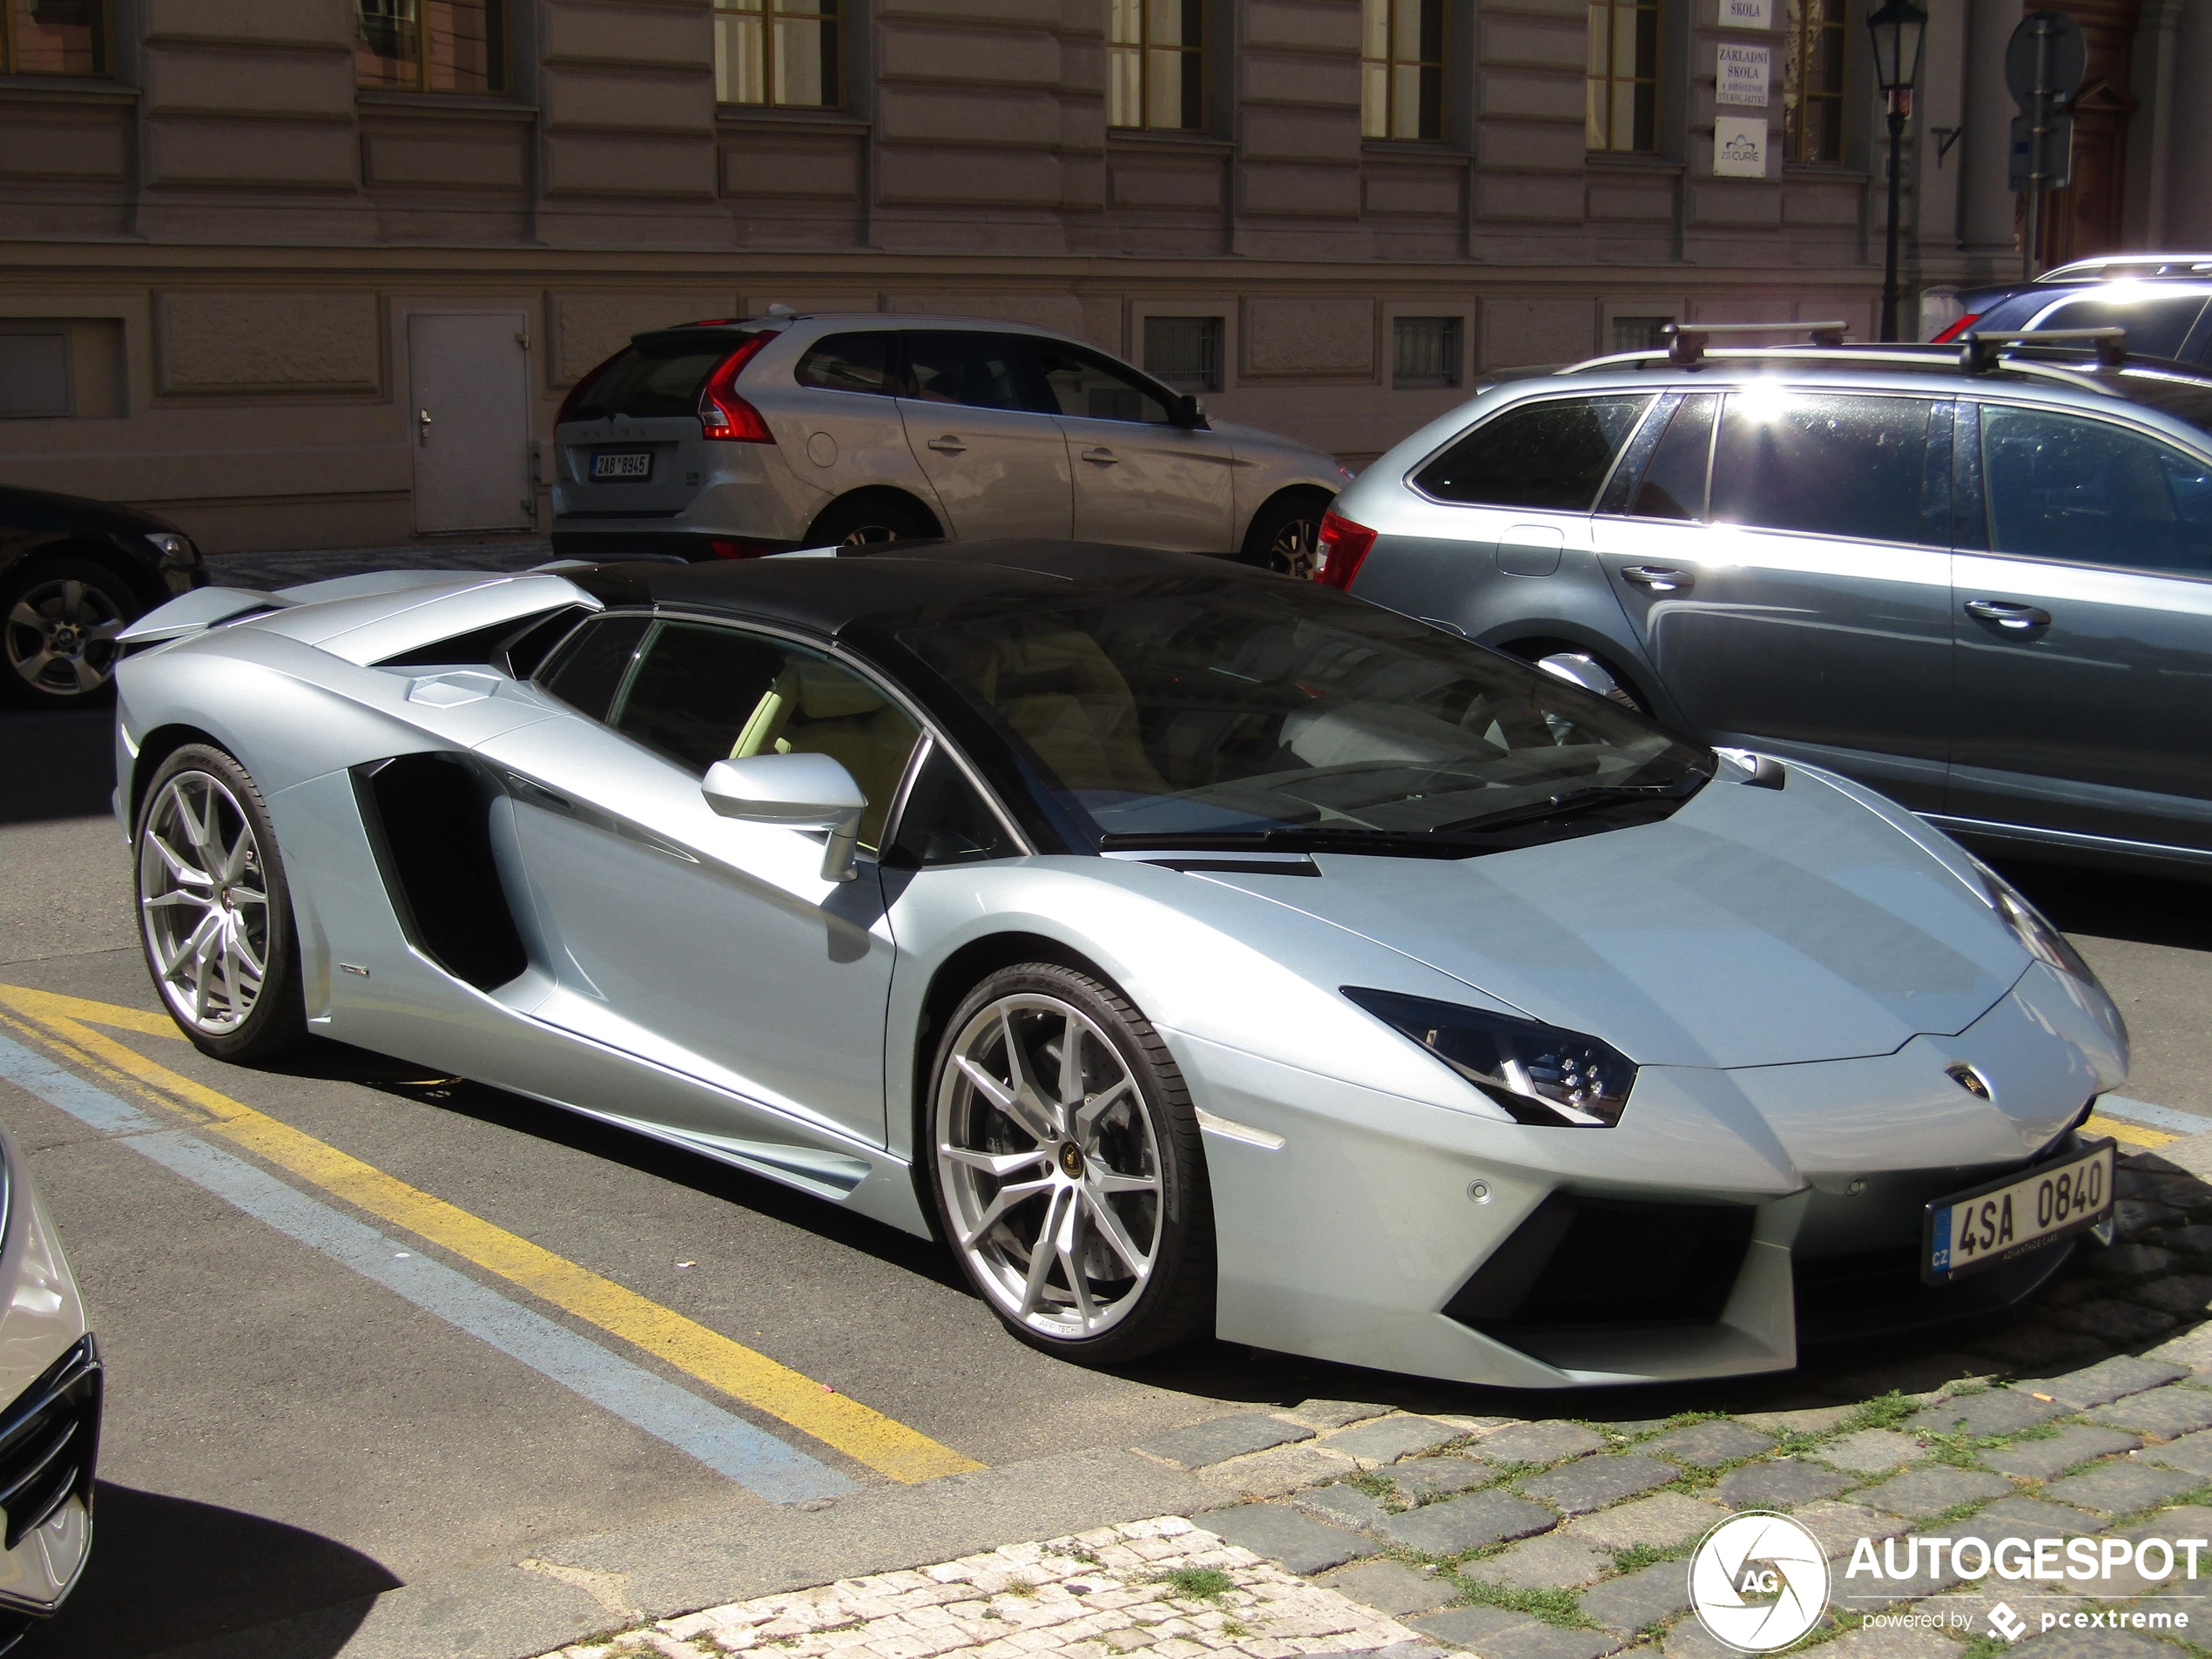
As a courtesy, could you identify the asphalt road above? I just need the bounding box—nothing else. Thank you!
[3,681,2210,1658]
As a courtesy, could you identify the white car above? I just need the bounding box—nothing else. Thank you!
[550,314,1348,572]
[0,1122,98,1648]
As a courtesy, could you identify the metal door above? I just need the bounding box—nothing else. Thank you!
[408,311,533,535]
[1597,388,1955,810]
[1027,335,1235,551]
[1947,400,2212,853]
[894,330,1071,537]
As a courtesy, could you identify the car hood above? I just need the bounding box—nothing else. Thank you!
[1204,774,2027,1069]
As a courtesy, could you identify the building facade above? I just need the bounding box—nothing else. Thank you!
[0,0,2205,554]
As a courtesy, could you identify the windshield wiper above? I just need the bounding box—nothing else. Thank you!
[1432,772,1708,835]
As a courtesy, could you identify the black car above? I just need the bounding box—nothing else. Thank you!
[1,485,206,708]
[1935,253,2212,366]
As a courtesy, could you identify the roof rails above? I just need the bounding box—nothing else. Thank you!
[2037,254,2212,283]
[1961,326,2126,373]
[1660,320,1850,366]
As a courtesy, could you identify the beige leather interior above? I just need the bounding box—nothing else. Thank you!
[966,631,1164,795]
[731,658,920,848]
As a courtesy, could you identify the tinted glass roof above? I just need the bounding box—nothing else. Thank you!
[565,541,1276,637]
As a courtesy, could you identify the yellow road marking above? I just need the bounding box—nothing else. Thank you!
[2085,1111,2175,1150]
[0,983,981,1484]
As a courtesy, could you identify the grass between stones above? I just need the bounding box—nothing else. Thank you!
[1150,1568,1236,1602]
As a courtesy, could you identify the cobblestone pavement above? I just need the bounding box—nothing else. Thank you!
[540,1131,2212,1659]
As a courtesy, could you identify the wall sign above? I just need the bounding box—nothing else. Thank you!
[1715,114,1769,177]
[1716,43,1771,106]
[1719,0,1773,27]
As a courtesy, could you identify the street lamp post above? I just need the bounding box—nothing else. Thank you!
[1866,0,1929,342]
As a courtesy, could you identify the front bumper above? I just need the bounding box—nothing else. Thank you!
[0,1336,100,1622]
[1182,960,2124,1388]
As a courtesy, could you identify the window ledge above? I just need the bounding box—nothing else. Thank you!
[355,90,534,117]
[0,73,132,101]
[1361,138,1467,160]
[1782,164,1872,183]
[715,105,869,133]
[1108,129,1234,152]
[1586,152,1679,170]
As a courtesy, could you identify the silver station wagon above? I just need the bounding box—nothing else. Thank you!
[551,313,1348,570]
[1317,326,2212,876]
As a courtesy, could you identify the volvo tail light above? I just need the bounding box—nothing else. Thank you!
[1931,312,1982,344]
[699,334,775,442]
[1312,510,1378,590]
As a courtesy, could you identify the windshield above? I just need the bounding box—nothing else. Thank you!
[894,578,1712,854]
[565,336,759,422]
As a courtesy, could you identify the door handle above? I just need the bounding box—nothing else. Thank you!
[926,435,967,455]
[1621,564,1692,592]
[1081,447,1117,466]
[418,408,432,448]
[1964,598,2053,631]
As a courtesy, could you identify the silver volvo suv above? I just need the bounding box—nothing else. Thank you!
[551,313,1349,570]
[1315,324,2212,875]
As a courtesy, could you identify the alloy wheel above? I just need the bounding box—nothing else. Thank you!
[936,993,1163,1341]
[138,771,272,1035]
[4,577,125,698]
[839,523,906,545]
[1264,515,1323,579]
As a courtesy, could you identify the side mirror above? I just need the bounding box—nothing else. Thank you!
[1171,393,1208,429]
[701,753,868,882]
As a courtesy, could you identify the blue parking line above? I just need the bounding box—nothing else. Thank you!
[2097,1095,2212,1136]
[0,1032,858,1505]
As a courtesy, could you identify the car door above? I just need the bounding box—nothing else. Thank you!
[1947,399,2212,853]
[1026,337,1236,552]
[894,330,1073,537]
[1595,387,1955,810]
[476,611,925,1148]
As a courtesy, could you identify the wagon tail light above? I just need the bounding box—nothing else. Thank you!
[699,334,775,442]
[1344,988,1636,1127]
[1930,312,1982,344]
[1311,510,1378,590]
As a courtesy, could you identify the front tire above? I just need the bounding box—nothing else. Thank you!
[0,557,138,708]
[134,745,308,1062]
[926,963,1213,1364]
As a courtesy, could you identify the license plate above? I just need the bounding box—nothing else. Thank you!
[1923,1136,2114,1285]
[591,451,651,480]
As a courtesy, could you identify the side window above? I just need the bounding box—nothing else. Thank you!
[886,743,1018,867]
[536,614,652,719]
[901,332,1029,412]
[795,332,903,396]
[1413,396,1652,510]
[1980,406,2212,575]
[1029,340,1174,424]
[612,624,923,851]
[1710,392,1934,544]
[2033,294,2209,363]
[1625,392,1717,520]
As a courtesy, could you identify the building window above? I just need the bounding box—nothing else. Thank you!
[1393,317,1462,389]
[2,0,106,74]
[716,0,842,109]
[1784,0,1847,163]
[1587,0,1658,153]
[1612,315,1673,352]
[1143,317,1222,395]
[1109,0,1204,132]
[355,1,507,93]
[0,333,70,418]
[1362,0,1444,141]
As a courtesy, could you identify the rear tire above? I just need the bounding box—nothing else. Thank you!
[134,744,309,1062]
[926,962,1214,1366]
[1238,490,1332,579]
[806,494,936,547]
[1514,644,1651,716]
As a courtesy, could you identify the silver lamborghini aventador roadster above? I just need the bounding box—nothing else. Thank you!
[110,541,2130,1387]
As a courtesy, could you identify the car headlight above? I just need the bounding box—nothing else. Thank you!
[144,531,198,565]
[1973,860,2128,1053]
[1343,987,1635,1127]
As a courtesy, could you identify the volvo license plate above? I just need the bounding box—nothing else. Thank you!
[591,451,651,480]
[1923,1136,2114,1284]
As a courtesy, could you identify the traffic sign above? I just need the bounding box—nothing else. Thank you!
[2006,10,2086,108]
[2008,111,2074,192]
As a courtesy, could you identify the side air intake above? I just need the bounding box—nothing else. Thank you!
[354,753,528,991]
